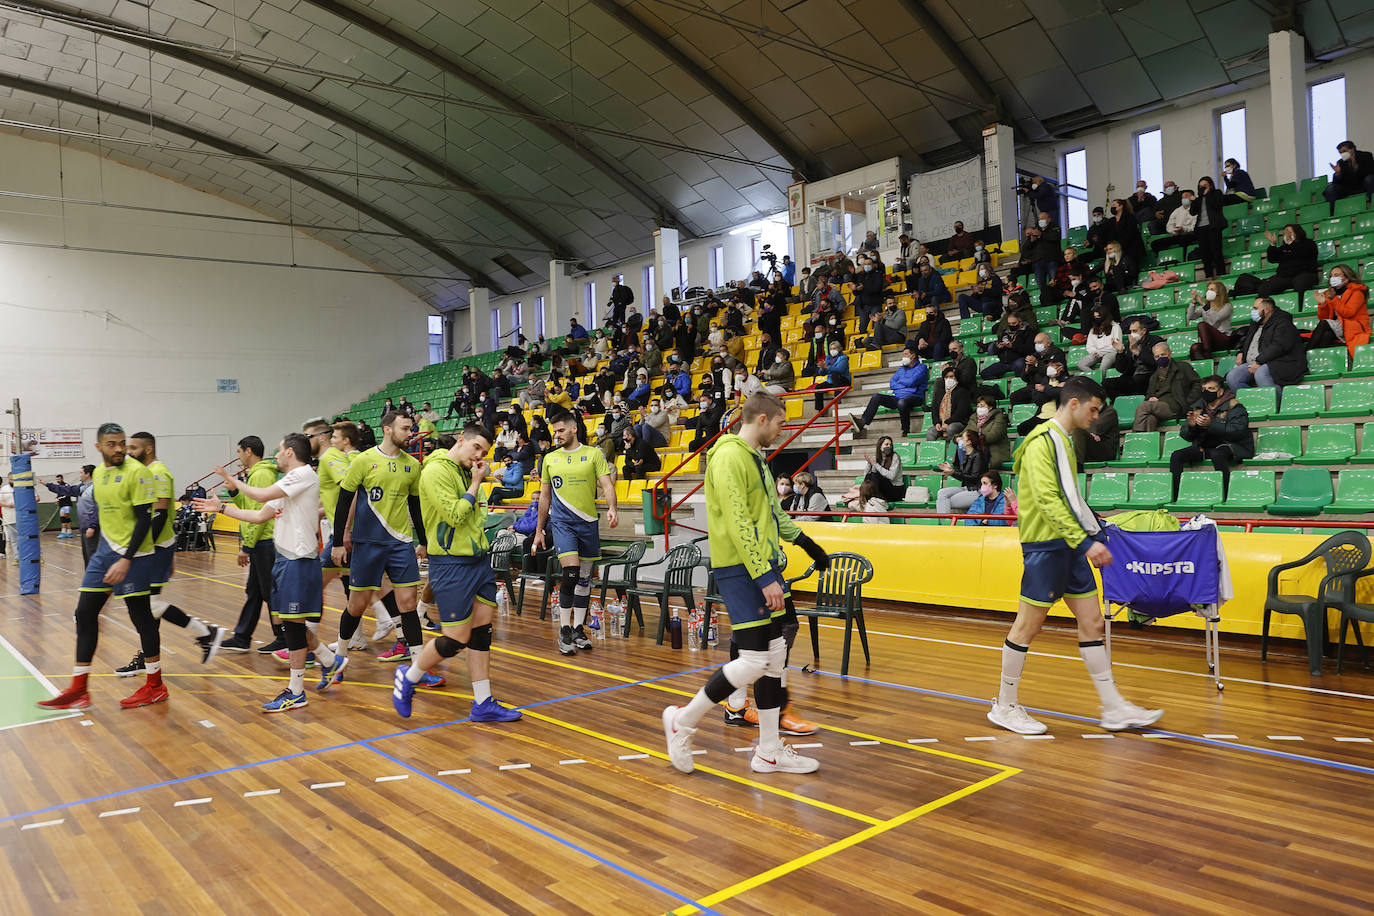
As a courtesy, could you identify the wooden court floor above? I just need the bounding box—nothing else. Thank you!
[1,533,1373,915]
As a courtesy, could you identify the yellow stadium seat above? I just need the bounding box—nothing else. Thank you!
[858,349,884,370]
[896,294,915,311]
[1000,239,1020,256]
[785,398,804,420]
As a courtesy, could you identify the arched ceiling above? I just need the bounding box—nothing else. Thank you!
[0,0,1367,309]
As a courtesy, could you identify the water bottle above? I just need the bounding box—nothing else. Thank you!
[669,613,683,649]
[707,612,718,647]
[495,583,509,616]
[590,599,605,639]
[550,593,561,629]
[610,598,624,638]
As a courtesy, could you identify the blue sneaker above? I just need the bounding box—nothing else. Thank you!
[392,665,417,718]
[470,696,522,722]
[262,688,308,713]
[315,656,348,691]
[418,670,445,689]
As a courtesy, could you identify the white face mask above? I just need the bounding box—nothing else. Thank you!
[1046,366,1059,378]
[944,378,956,390]
[1130,331,1143,341]
[1164,184,1176,195]
[775,354,785,364]
[1332,275,1346,288]
[1038,219,1048,228]
[1205,289,1217,301]
[699,401,710,409]
[1341,151,1353,161]
[1136,187,1146,195]
[1108,252,1119,261]
[976,406,990,418]
[863,265,873,272]
[975,244,983,251]
[1091,216,1102,225]
[901,356,913,367]
[830,350,841,358]
[735,375,746,384]
[1250,308,1262,322]
[1070,278,1081,288]
[1035,342,1046,353]
[650,405,660,413]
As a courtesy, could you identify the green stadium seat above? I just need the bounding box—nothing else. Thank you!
[1266,467,1334,516]
[893,441,918,466]
[1306,347,1349,380]
[1323,470,1374,514]
[1269,290,1302,313]
[1295,423,1357,464]
[1087,472,1129,511]
[1316,238,1338,262]
[1154,309,1186,332]
[1327,380,1374,417]
[1118,432,1160,465]
[1316,217,1352,239]
[1229,252,1262,272]
[1066,227,1087,246]
[1222,235,1249,257]
[1215,470,1276,512]
[1253,197,1280,214]
[1248,426,1302,465]
[1298,177,1328,200]
[1355,213,1374,233]
[1169,471,1224,511]
[1155,246,1185,266]
[1116,290,1143,313]
[1148,431,1188,468]
[1340,234,1374,259]
[1143,289,1175,309]
[916,441,947,468]
[1111,395,1144,428]
[1235,386,1276,420]
[1233,214,1264,235]
[1222,203,1250,221]
[1119,472,1171,509]
[1066,345,1088,365]
[1277,384,1325,419]
[1010,403,1036,427]
[1351,345,1374,375]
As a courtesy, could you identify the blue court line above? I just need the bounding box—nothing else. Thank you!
[0,663,719,826]
[807,669,1374,777]
[365,743,723,916]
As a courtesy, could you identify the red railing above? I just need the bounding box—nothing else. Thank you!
[646,413,742,551]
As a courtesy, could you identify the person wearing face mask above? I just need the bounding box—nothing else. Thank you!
[545,381,573,413]
[798,266,819,302]
[1185,281,1235,360]
[981,316,1036,380]
[936,430,989,514]
[910,262,951,315]
[1084,206,1111,259]
[685,390,726,452]
[1238,223,1319,303]
[910,302,951,359]
[1308,265,1371,355]
[774,474,799,513]
[1023,175,1059,217]
[1101,241,1138,293]
[945,341,977,389]
[971,240,990,266]
[1106,198,1146,266]
[1148,180,1183,235]
[1220,158,1256,204]
[1132,341,1202,432]
[762,347,796,395]
[963,470,1015,527]
[641,337,663,377]
[1168,376,1254,503]
[941,221,976,263]
[605,403,633,445]
[1031,211,1062,292]
[623,369,652,408]
[842,479,890,523]
[1189,177,1229,279]
[1321,140,1374,213]
[866,295,910,350]
[1009,333,1066,403]
[733,367,763,402]
[754,332,780,375]
[958,262,1004,319]
[1010,349,1066,407]
[1151,190,1197,253]
[853,434,905,504]
[1103,319,1164,400]
[852,346,929,438]
[816,341,851,410]
[1079,307,1123,373]
[852,258,886,335]
[620,427,660,481]
[635,398,672,448]
[969,395,1011,467]
[591,420,617,465]
[925,365,973,443]
[1051,268,1091,341]
[1226,295,1307,390]
[1129,181,1157,225]
[808,275,846,316]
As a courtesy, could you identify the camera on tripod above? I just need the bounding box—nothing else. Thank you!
[759,244,778,268]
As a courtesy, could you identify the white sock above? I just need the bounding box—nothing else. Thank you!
[757,706,782,756]
[404,664,425,684]
[560,605,573,628]
[73,665,91,676]
[289,668,305,694]
[998,640,1029,707]
[727,687,747,708]
[187,618,210,639]
[334,637,349,660]
[314,642,336,667]
[145,660,161,674]
[372,600,392,623]
[1079,641,1126,708]
[675,688,717,729]
[573,605,587,627]
[472,678,491,703]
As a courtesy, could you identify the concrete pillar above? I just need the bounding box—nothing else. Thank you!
[654,227,680,302]
[468,287,488,357]
[547,260,575,340]
[1269,30,1310,186]
[982,123,1017,240]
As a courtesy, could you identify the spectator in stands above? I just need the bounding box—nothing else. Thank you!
[357,420,376,450]
[972,239,990,266]
[1245,224,1320,303]
[860,230,879,253]
[910,262,950,315]
[442,389,467,420]
[843,479,889,523]
[624,368,653,407]
[852,258,886,335]
[781,255,795,286]
[490,369,512,400]
[1170,377,1254,502]
[592,420,616,464]
[1129,181,1157,225]
[762,347,795,395]
[1133,341,1202,431]
[1322,140,1374,213]
[545,381,573,412]
[816,340,851,410]
[790,471,830,521]
[733,280,758,305]
[806,275,843,318]
[800,322,826,376]
[911,302,950,359]
[1151,186,1197,252]
[755,331,779,374]
[1227,296,1307,390]
[1050,267,1089,341]
[1084,206,1111,259]
[969,394,1011,467]
[1101,241,1138,293]
[861,435,905,502]
[517,376,547,412]
[686,391,725,452]
[798,266,819,302]
[936,430,988,514]
[942,221,976,263]
[1009,335,1065,406]
[732,366,762,402]
[526,335,548,368]
[1024,175,1058,216]
[1044,248,1091,309]
[1103,199,1145,268]
[962,470,1014,526]
[925,364,973,443]
[1079,307,1122,373]
[641,337,663,378]
[980,312,1034,379]
[636,397,672,448]
[507,402,528,439]
[609,277,634,326]
[396,396,416,419]
[492,421,518,462]
[866,295,909,350]
[567,318,590,348]
[958,262,1004,319]
[381,397,396,423]
[605,402,632,443]
[775,474,797,512]
[1222,159,1257,204]
[1308,265,1370,354]
[489,443,532,506]
[1190,177,1228,279]
[1148,180,1183,235]
[1104,319,1165,400]
[1070,400,1120,468]
[946,340,977,391]
[592,329,612,359]
[1185,281,1235,360]
[620,428,660,481]
[852,345,928,438]
[758,294,784,339]
[625,305,643,339]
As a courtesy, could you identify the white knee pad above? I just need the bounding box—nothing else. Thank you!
[149,597,170,619]
[722,649,770,689]
[305,621,319,635]
[765,636,787,678]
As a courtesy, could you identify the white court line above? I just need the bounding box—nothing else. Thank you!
[849,740,879,746]
[734,746,754,753]
[558,759,587,765]
[437,769,470,776]
[792,742,823,749]
[1082,734,1114,739]
[174,797,212,807]
[907,738,939,744]
[963,736,996,742]
[199,720,216,729]
[374,775,409,783]
[311,782,345,790]
[98,807,140,818]
[498,763,532,770]
[1023,735,1055,740]
[1203,734,1239,740]
[1334,737,1372,743]
[1267,736,1304,741]
[243,789,280,798]
[690,749,707,756]
[21,819,64,830]
[617,754,649,761]
[1141,734,1175,739]
[0,631,85,730]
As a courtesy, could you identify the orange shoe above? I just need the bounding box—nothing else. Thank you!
[779,704,817,736]
[723,700,758,727]
[120,682,169,709]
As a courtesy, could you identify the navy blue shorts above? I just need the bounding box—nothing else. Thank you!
[319,535,349,573]
[272,555,324,620]
[348,540,421,590]
[429,554,497,629]
[1020,541,1098,607]
[550,515,600,563]
[81,542,155,598]
[148,544,176,588]
[714,563,785,631]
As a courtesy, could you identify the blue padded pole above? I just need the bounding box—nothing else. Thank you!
[10,453,41,594]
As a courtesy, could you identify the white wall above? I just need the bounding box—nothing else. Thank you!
[1038,55,1374,225]
[0,131,429,490]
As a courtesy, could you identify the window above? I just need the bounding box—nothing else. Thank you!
[1216,106,1247,175]
[1060,147,1089,228]
[841,214,854,253]
[642,265,654,306]
[709,245,724,288]
[1309,76,1347,179]
[679,255,688,293]
[584,281,596,327]
[428,314,443,364]
[534,295,546,337]
[511,301,522,336]
[489,308,501,351]
[1133,128,1163,197]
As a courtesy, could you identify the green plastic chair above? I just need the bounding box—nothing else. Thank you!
[1323,470,1374,514]
[1276,384,1325,419]
[1119,472,1171,509]
[893,441,919,466]
[1153,309,1186,332]
[1267,467,1335,516]
[1116,290,1144,313]
[1222,202,1250,221]
[1269,291,1300,312]
[1341,234,1374,259]
[1148,430,1187,468]
[1316,238,1339,262]
[1235,386,1276,420]
[1316,216,1352,239]
[1248,426,1303,465]
[916,441,947,468]
[1065,227,1088,246]
[1215,470,1276,512]
[1295,423,1357,465]
[1187,358,1215,378]
[1351,345,1374,376]
[1230,252,1262,272]
[1117,432,1160,466]
[1143,289,1175,310]
[1170,471,1224,511]
[1263,530,1371,675]
[1305,347,1349,380]
[596,540,649,636]
[786,552,874,676]
[1355,212,1374,233]
[1298,177,1329,200]
[1111,395,1144,428]
[1087,472,1129,511]
[1009,403,1036,427]
[1328,380,1374,417]
[1253,197,1280,214]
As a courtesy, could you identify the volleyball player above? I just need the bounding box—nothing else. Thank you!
[532,408,618,655]
[391,422,520,722]
[38,423,168,710]
[988,377,1163,735]
[662,393,831,774]
[321,411,428,686]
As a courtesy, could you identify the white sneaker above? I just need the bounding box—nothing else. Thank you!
[1099,702,1164,731]
[751,744,819,774]
[662,706,696,774]
[987,700,1048,735]
[347,629,367,651]
[370,615,398,643]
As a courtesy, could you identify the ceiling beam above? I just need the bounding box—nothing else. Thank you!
[0,71,502,291]
[580,0,830,183]
[298,0,695,236]
[7,0,573,260]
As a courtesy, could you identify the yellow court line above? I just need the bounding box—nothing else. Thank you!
[668,767,1021,916]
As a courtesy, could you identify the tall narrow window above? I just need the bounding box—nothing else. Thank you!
[534,295,546,337]
[709,245,724,287]
[511,301,522,337]
[1216,106,1247,175]
[1133,127,1163,197]
[428,314,443,364]
[489,308,501,351]
[584,281,597,328]
[643,265,654,306]
[1061,147,1088,228]
[679,255,688,293]
[1309,76,1347,179]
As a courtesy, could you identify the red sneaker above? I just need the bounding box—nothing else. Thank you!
[377,640,412,662]
[120,682,169,709]
[38,688,90,710]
